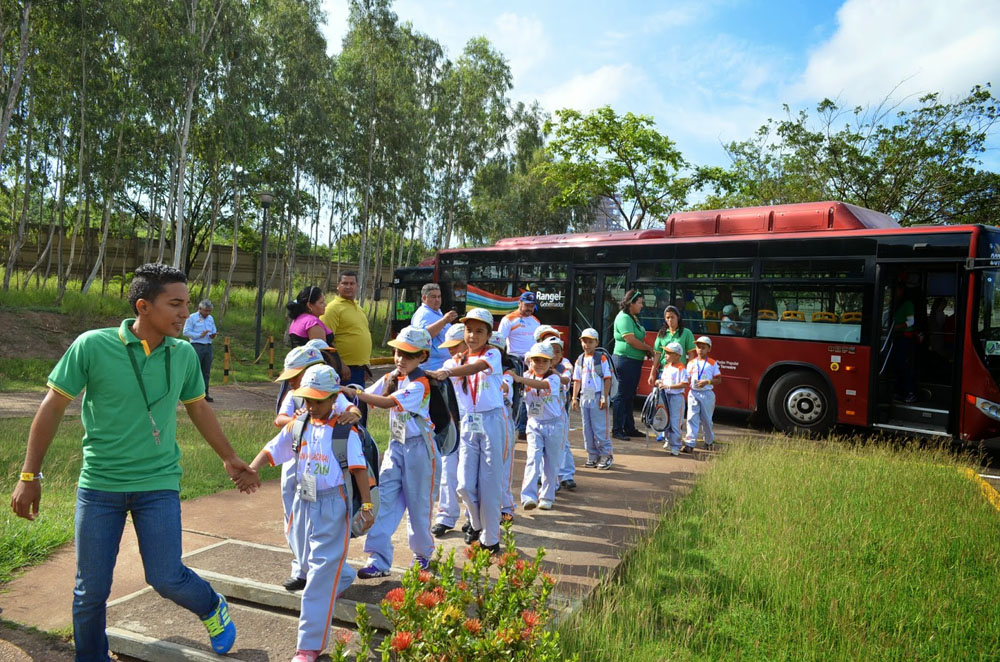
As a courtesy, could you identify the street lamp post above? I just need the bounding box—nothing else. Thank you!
[254,190,275,359]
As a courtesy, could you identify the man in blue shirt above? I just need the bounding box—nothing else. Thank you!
[183,299,218,402]
[410,283,458,371]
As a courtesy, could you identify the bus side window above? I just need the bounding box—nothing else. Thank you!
[682,284,751,337]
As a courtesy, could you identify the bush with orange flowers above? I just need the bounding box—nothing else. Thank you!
[355,523,576,661]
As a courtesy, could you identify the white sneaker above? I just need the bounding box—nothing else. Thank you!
[662,441,671,450]
[523,498,538,511]
[598,455,614,470]
[538,499,553,510]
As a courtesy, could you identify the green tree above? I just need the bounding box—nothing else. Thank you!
[540,105,691,230]
[701,84,1000,224]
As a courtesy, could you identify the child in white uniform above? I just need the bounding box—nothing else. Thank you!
[490,331,518,521]
[351,326,440,576]
[249,365,374,662]
[656,341,688,456]
[273,347,360,592]
[684,336,722,450]
[431,324,467,538]
[517,342,564,510]
[571,328,613,469]
[426,308,507,554]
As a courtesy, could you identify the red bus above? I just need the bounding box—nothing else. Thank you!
[397,201,1000,445]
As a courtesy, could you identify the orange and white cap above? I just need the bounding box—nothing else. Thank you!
[276,346,325,381]
[695,336,713,347]
[544,335,564,349]
[579,328,599,341]
[533,324,560,341]
[525,342,555,360]
[664,341,684,356]
[388,326,432,353]
[305,338,337,353]
[292,364,342,400]
[460,307,493,328]
[439,323,466,349]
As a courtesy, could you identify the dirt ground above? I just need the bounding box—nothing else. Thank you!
[0,309,121,360]
[0,621,75,662]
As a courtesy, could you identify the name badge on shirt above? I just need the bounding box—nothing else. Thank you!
[468,413,485,434]
[390,413,408,442]
[300,470,317,502]
[581,385,596,405]
[528,400,544,418]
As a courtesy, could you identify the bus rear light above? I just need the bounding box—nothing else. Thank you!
[844,365,855,372]
[970,395,1000,422]
[845,410,855,416]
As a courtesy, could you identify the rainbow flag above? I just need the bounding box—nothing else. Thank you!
[466,284,520,316]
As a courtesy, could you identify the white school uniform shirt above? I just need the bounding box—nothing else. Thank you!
[448,347,504,413]
[366,371,431,438]
[687,357,721,391]
[659,362,689,392]
[553,358,572,404]
[264,419,366,491]
[442,356,468,418]
[523,372,563,421]
[278,390,354,419]
[573,352,612,400]
[497,312,540,357]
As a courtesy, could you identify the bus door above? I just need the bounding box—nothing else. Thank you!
[571,269,628,357]
[874,263,961,437]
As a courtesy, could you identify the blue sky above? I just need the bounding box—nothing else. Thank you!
[320,0,1000,173]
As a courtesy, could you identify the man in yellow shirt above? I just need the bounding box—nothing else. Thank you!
[321,271,373,424]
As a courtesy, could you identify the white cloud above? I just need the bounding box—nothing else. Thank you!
[794,0,1000,104]
[489,13,549,82]
[538,64,641,113]
[319,0,351,55]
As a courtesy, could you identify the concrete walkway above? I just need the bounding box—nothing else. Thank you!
[0,415,763,638]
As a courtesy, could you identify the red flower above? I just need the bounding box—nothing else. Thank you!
[417,570,433,583]
[541,572,555,586]
[457,581,468,591]
[463,618,482,635]
[416,590,442,609]
[521,609,541,628]
[465,545,480,560]
[432,586,446,601]
[515,559,526,572]
[391,630,415,652]
[383,587,406,610]
[334,629,353,645]
[501,551,519,565]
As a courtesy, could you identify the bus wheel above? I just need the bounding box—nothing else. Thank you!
[766,371,835,436]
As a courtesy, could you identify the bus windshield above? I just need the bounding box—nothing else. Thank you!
[977,269,1000,356]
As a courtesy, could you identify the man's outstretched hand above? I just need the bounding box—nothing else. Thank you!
[225,457,261,494]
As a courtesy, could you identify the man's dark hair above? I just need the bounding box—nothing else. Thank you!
[128,263,187,314]
[339,271,358,283]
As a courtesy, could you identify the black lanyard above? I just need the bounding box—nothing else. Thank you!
[125,343,170,445]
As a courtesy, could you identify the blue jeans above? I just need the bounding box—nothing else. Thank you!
[192,343,213,395]
[73,488,216,662]
[611,354,643,434]
[347,365,369,427]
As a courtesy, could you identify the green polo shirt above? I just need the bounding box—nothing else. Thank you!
[320,295,372,365]
[47,319,206,492]
[653,327,696,366]
[613,311,648,360]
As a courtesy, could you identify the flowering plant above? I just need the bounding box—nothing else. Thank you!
[352,524,575,661]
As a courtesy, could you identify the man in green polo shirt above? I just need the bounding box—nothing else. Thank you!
[10,263,260,662]
[320,270,373,424]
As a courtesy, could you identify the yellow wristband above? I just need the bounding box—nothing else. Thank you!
[20,472,43,482]
[361,502,374,511]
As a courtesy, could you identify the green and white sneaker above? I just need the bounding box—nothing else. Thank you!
[201,593,236,654]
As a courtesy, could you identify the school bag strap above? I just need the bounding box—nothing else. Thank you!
[291,410,309,453]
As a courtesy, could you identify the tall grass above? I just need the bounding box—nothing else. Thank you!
[0,407,389,583]
[559,439,1000,661]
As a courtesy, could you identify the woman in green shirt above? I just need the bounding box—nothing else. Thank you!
[612,289,655,440]
[647,305,696,386]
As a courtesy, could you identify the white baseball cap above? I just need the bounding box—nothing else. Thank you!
[276,346,325,381]
[439,323,466,349]
[580,328,599,341]
[305,338,336,353]
[460,307,494,328]
[489,331,505,348]
[533,324,560,341]
[695,336,713,347]
[388,325,432,353]
[664,341,684,356]
[292,364,342,399]
[544,335,564,348]
[525,342,555,360]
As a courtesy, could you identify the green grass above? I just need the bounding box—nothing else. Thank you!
[0,407,389,584]
[558,439,1000,661]
[0,269,393,392]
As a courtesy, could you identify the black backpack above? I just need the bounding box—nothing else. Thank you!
[291,414,381,538]
[409,367,458,455]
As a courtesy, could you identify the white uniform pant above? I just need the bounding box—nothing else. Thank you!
[685,389,716,446]
[363,433,440,571]
[501,407,516,515]
[286,485,354,651]
[581,400,612,460]
[664,391,685,451]
[457,408,506,547]
[281,458,304,579]
[557,411,575,480]
[434,448,461,528]
[520,417,564,504]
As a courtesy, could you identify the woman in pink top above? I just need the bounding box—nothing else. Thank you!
[287,285,334,347]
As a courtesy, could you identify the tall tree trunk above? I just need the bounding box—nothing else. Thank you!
[52,126,67,285]
[0,0,31,165]
[4,87,34,291]
[219,186,239,320]
[82,120,125,294]
[192,157,220,301]
[57,36,87,305]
